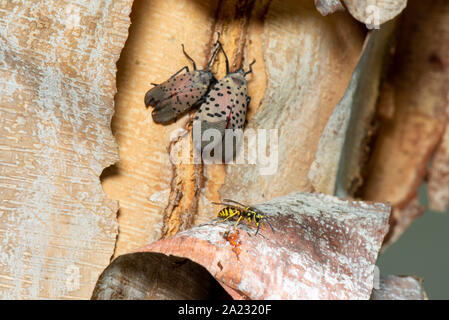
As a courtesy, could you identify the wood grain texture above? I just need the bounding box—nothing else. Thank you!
[0,0,132,299]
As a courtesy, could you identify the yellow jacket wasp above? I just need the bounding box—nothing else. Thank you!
[212,199,275,235]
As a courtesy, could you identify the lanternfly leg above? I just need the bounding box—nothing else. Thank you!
[181,44,197,70]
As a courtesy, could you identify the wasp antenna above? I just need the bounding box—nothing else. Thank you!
[182,44,197,71]
[222,199,247,207]
[244,59,256,77]
[211,201,233,207]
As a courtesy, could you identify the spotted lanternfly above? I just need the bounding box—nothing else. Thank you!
[193,42,255,156]
[144,39,222,124]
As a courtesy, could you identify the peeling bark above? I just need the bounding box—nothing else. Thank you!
[383,196,425,246]
[0,0,132,298]
[371,275,426,300]
[91,252,232,300]
[309,21,396,196]
[343,0,407,27]
[315,0,406,27]
[101,0,220,256]
[314,0,345,16]
[93,192,391,300]
[428,126,449,212]
[218,0,364,205]
[360,0,449,242]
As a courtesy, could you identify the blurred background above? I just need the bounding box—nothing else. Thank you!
[377,184,449,299]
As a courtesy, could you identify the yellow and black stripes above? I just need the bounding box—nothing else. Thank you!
[213,199,274,235]
[218,207,240,220]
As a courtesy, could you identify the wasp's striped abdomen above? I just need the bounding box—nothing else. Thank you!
[218,207,240,219]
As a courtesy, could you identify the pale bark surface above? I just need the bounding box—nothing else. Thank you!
[0,0,132,299]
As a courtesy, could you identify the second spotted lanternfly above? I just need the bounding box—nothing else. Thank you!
[194,42,255,155]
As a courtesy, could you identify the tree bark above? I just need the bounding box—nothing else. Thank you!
[0,0,442,300]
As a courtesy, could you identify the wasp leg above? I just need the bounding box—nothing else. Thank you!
[265,219,275,233]
[222,210,239,221]
[234,215,244,228]
[255,222,261,235]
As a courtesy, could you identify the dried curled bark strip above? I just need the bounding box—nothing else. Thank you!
[93,192,391,300]
[91,252,232,300]
[361,0,449,243]
[309,21,396,196]
[428,126,449,212]
[314,0,345,16]
[383,196,425,246]
[343,0,407,27]
[370,275,426,300]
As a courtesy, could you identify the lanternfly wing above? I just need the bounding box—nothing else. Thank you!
[145,70,214,124]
